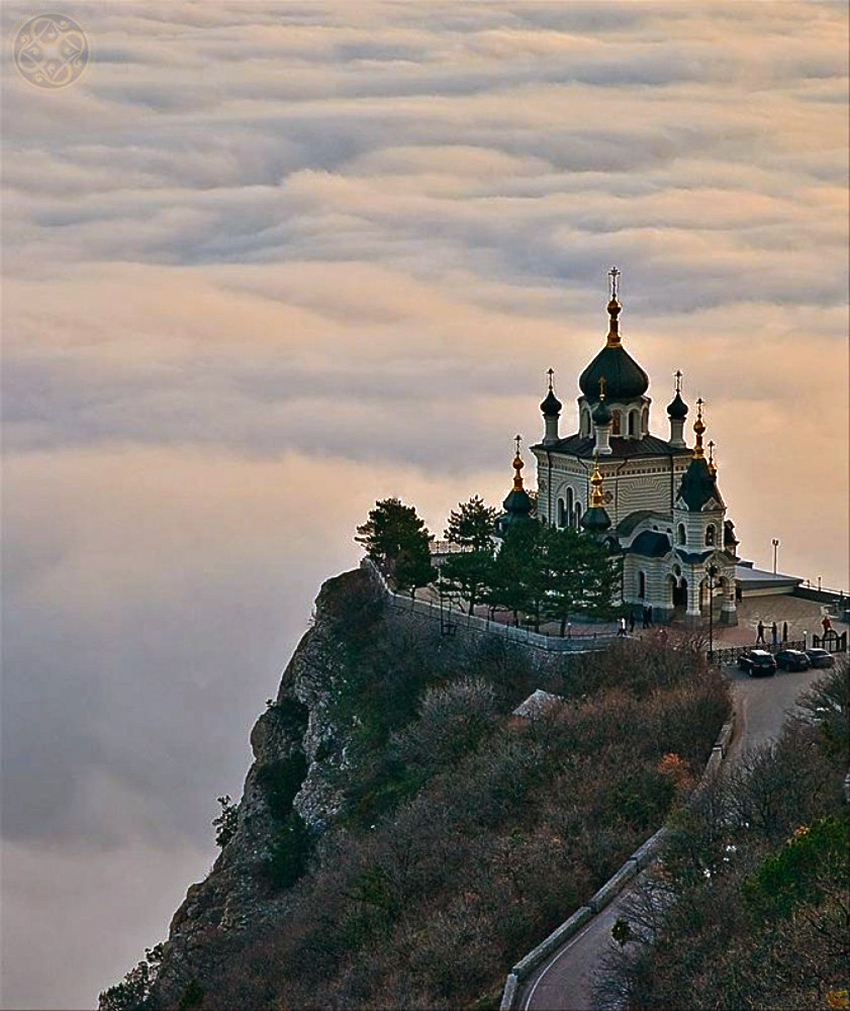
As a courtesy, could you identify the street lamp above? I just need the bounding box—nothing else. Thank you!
[772,538,780,575]
[708,564,718,662]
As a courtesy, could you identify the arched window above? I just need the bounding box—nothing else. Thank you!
[705,524,715,546]
[574,502,582,527]
[642,407,649,434]
[612,412,622,436]
[582,408,592,437]
[677,523,686,546]
[566,487,574,527]
[557,498,566,527]
[637,571,646,599]
[628,411,637,437]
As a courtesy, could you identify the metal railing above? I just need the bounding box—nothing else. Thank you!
[710,632,847,666]
[362,558,621,653]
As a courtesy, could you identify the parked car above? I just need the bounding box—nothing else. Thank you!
[804,648,835,669]
[774,649,810,671]
[737,649,777,677]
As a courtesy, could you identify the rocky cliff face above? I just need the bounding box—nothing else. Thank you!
[147,568,381,1007]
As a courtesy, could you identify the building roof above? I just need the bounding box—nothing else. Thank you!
[630,530,671,557]
[676,455,725,511]
[540,389,563,416]
[616,510,671,537]
[532,434,692,460]
[734,564,803,590]
[666,391,689,420]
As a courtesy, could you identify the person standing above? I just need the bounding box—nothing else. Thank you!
[628,612,635,634]
[756,620,766,644]
[771,621,778,647]
[782,620,788,643]
[822,614,832,634]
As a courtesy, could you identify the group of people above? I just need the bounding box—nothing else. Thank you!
[617,605,655,636]
[755,614,833,646]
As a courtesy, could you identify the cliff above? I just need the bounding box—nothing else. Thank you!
[146,568,384,1007]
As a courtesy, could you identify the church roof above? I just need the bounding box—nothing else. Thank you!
[579,345,649,401]
[666,391,688,420]
[532,434,692,460]
[616,511,671,537]
[676,456,725,511]
[540,389,563,416]
[630,531,671,557]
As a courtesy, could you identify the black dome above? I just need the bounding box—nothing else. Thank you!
[592,398,612,426]
[579,346,649,401]
[666,391,689,420]
[540,389,563,416]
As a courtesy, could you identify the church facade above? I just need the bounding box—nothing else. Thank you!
[529,271,739,626]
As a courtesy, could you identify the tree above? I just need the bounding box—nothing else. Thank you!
[356,498,434,595]
[213,794,238,848]
[439,548,495,615]
[487,521,546,628]
[544,527,622,633]
[444,496,498,551]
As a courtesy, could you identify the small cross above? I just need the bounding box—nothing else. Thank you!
[547,367,555,390]
[608,266,620,299]
[696,396,704,418]
[515,434,522,456]
[674,369,682,393]
[598,376,607,398]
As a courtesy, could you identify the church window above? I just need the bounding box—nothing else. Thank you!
[628,411,638,436]
[557,498,566,527]
[637,571,646,599]
[642,407,649,434]
[567,487,574,527]
[612,412,622,436]
[574,502,582,527]
[705,524,715,546]
[677,523,686,546]
[581,408,590,437]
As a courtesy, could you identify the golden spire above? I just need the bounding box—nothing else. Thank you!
[693,398,706,458]
[512,434,525,491]
[590,454,605,508]
[605,266,622,348]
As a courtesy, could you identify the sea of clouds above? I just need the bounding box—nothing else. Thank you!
[2,3,847,1007]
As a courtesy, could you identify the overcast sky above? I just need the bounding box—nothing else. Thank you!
[2,3,848,1008]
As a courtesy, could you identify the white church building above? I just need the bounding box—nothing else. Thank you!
[530,270,739,626]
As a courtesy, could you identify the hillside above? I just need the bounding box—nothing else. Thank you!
[101,565,730,1011]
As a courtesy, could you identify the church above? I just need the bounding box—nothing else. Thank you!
[525,269,739,627]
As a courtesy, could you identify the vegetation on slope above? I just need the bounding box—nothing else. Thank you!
[180,589,729,1009]
[596,659,850,1011]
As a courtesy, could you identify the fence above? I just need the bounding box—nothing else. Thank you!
[710,631,847,666]
[361,558,621,654]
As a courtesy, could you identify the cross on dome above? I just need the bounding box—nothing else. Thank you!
[608,266,620,299]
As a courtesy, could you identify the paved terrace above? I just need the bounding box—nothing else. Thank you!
[416,582,843,647]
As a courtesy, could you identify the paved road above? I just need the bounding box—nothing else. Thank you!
[519,660,830,1011]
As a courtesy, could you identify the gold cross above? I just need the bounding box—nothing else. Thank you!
[608,266,620,299]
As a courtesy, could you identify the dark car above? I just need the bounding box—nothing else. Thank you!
[737,649,777,676]
[774,649,810,671]
[804,648,835,669]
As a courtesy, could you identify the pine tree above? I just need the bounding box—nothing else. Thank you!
[444,496,498,551]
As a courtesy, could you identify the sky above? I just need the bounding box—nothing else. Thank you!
[1,2,848,1007]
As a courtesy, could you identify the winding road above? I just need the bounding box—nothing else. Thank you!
[518,660,829,1011]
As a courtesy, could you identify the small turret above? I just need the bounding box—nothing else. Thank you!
[592,378,613,456]
[667,370,688,448]
[496,436,535,536]
[581,457,611,539]
[540,368,562,445]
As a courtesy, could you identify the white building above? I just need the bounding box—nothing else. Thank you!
[530,273,739,626]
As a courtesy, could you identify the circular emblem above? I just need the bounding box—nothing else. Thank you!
[14,14,88,89]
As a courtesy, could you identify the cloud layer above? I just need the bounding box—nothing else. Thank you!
[2,2,847,1007]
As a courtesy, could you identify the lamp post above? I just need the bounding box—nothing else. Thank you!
[708,564,718,663]
[772,538,780,575]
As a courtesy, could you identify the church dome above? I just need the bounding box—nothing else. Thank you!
[579,346,649,401]
[666,391,688,420]
[592,398,612,426]
[540,389,562,416]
